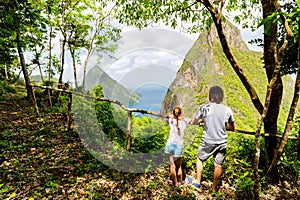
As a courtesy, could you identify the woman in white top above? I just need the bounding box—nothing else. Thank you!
[165,107,189,187]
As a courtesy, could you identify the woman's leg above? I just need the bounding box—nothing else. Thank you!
[169,155,178,186]
[174,157,183,183]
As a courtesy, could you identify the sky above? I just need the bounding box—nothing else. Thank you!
[97,27,197,90]
[81,25,264,91]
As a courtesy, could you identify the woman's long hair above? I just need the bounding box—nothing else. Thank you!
[173,107,182,135]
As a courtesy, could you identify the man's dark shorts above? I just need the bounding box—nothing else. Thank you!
[197,141,227,165]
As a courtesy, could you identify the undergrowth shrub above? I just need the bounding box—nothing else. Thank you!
[278,139,300,181]
[92,84,126,148]
[45,93,69,115]
[131,116,169,153]
[225,133,256,197]
[0,81,16,95]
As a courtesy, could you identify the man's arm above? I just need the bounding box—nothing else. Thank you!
[190,116,204,126]
[226,122,235,131]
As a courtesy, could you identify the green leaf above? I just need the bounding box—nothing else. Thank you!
[258,11,278,28]
[0,187,8,193]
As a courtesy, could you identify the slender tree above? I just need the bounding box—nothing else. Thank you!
[80,0,120,92]
[58,0,68,89]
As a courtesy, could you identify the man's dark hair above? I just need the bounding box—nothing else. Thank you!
[209,86,224,103]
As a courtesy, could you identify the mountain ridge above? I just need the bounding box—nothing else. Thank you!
[161,23,295,131]
[85,66,141,105]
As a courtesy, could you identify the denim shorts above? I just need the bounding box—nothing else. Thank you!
[165,143,183,157]
[197,141,226,165]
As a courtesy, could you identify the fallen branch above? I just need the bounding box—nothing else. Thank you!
[29,84,168,118]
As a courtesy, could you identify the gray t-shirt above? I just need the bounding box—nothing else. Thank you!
[195,103,234,144]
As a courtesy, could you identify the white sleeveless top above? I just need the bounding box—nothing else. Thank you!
[166,117,189,145]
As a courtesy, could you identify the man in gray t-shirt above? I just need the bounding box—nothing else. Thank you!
[189,86,235,192]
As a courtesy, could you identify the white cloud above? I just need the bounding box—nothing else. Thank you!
[103,47,185,82]
[109,57,132,70]
[171,58,184,67]
[114,67,132,75]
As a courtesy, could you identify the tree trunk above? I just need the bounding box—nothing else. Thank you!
[4,62,8,81]
[298,123,300,160]
[58,0,66,89]
[82,32,95,92]
[261,0,281,183]
[16,31,39,117]
[38,62,44,83]
[48,26,53,107]
[58,35,66,89]
[126,111,133,151]
[82,49,91,92]
[266,19,300,176]
[31,30,44,83]
[16,31,32,99]
[70,50,78,89]
[67,93,72,131]
[48,26,52,84]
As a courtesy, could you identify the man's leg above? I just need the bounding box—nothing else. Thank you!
[169,155,178,186]
[212,163,222,191]
[195,157,203,185]
[212,145,226,191]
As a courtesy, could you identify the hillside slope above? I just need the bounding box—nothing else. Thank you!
[85,66,141,105]
[161,23,295,131]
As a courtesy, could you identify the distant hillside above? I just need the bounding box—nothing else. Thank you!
[85,66,141,105]
[30,75,58,84]
[161,23,295,131]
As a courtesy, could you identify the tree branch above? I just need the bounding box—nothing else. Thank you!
[29,84,168,118]
[272,0,294,38]
[202,0,264,114]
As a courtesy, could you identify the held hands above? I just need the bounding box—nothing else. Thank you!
[198,119,204,127]
[190,117,204,126]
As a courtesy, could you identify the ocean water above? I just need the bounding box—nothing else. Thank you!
[129,84,168,116]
